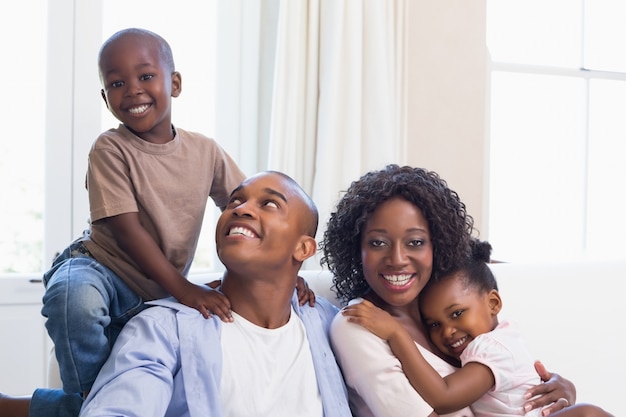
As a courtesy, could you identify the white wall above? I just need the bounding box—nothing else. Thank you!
[406,1,488,235]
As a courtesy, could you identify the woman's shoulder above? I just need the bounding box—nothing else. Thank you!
[329,298,362,328]
[330,298,385,349]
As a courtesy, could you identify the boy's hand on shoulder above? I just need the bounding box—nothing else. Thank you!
[177,282,233,322]
[296,275,316,307]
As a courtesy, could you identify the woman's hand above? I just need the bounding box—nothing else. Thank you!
[524,361,576,416]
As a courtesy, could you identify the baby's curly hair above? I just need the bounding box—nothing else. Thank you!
[320,164,475,305]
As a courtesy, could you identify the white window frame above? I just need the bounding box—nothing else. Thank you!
[486,2,626,262]
[44,1,102,267]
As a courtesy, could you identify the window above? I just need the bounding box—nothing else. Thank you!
[1,1,221,275]
[486,0,626,262]
[0,1,47,273]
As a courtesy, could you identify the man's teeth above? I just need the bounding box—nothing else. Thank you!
[228,226,255,238]
[128,104,149,114]
[382,274,412,286]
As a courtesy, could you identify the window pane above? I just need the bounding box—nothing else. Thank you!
[487,0,582,67]
[586,79,626,256]
[0,2,47,273]
[101,1,217,137]
[488,72,587,261]
[101,1,219,272]
[583,0,626,72]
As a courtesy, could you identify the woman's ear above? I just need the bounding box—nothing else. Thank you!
[488,289,503,315]
[293,236,317,262]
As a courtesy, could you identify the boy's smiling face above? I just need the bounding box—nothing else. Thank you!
[99,33,181,144]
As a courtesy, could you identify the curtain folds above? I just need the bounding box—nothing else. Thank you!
[217,0,408,260]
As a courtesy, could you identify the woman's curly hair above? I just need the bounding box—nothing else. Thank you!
[320,164,475,305]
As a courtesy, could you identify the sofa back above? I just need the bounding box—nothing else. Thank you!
[189,260,626,415]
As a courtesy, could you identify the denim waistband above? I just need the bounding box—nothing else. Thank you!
[69,241,94,259]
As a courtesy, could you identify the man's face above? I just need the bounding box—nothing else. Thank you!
[215,173,311,273]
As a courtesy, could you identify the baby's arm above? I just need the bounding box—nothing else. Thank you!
[342,299,493,414]
[103,212,232,321]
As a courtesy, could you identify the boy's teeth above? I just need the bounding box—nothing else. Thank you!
[129,104,149,114]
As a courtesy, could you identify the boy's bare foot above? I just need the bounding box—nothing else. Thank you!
[0,392,30,417]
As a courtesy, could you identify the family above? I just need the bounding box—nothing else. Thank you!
[0,28,613,417]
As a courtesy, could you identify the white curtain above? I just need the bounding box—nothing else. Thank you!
[217,0,408,266]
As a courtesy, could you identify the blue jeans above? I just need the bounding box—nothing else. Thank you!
[41,239,147,395]
[30,389,83,417]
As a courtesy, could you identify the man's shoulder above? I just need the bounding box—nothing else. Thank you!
[145,297,209,318]
[295,295,340,325]
[313,295,340,312]
[131,299,184,328]
[137,298,221,337]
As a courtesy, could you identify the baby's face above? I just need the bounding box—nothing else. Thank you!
[421,275,500,359]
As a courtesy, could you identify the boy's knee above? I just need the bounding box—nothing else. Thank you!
[42,266,111,322]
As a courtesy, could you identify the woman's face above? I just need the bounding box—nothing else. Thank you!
[360,197,433,308]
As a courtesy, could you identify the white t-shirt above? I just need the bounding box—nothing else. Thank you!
[220,307,323,417]
[330,298,474,417]
[461,321,542,417]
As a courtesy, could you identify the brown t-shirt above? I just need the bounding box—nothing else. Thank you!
[83,124,245,300]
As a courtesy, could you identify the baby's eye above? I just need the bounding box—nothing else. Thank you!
[263,200,279,208]
[140,74,154,81]
[228,197,243,206]
[426,322,439,329]
[111,81,124,88]
[451,309,464,319]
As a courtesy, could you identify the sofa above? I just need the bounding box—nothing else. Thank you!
[46,259,624,415]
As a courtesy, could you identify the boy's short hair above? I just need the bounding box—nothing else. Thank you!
[99,27,175,73]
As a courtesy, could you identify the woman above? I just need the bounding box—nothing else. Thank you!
[321,164,575,417]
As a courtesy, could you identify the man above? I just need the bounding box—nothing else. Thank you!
[79,171,351,416]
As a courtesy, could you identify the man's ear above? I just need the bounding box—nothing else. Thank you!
[488,289,503,315]
[293,236,317,262]
[171,71,182,98]
[100,89,109,108]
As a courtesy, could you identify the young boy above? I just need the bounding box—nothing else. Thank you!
[40,28,247,403]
